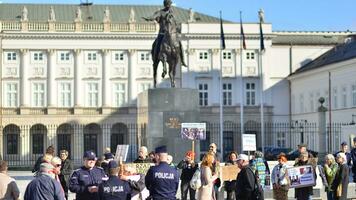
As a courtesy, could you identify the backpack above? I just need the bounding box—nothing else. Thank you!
[189,168,201,190]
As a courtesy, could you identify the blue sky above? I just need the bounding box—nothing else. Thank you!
[2,0,356,31]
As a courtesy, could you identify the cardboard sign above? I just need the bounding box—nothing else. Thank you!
[181,123,206,140]
[221,165,240,181]
[114,145,129,162]
[287,165,316,188]
[242,134,257,151]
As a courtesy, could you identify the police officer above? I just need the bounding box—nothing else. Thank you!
[145,145,179,200]
[69,151,108,200]
[98,160,132,200]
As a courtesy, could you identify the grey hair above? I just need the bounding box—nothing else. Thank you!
[325,154,335,162]
[337,152,347,164]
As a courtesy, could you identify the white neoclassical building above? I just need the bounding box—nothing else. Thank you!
[0,3,353,165]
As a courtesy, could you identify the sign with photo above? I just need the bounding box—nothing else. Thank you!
[242,134,257,151]
[287,165,316,188]
[181,123,206,140]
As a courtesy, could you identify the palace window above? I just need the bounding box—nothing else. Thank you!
[5,83,18,107]
[33,52,43,61]
[114,83,126,107]
[86,83,99,107]
[59,83,72,107]
[246,82,256,106]
[198,51,209,60]
[138,82,151,93]
[333,87,338,109]
[60,52,70,61]
[223,83,232,106]
[352,84,356,107]
[198,83,208,106]
[114,52,124,61]
[342,86,347,108]
[6,52,17,61]
[223,51,232,60]
[87,52,97,61]
[32,83,45,107]
[140,52,150,61]
[246,52,255,60]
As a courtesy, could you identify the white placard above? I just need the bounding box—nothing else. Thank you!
[114,145,129,162]
[181,123,206,140]
[242,134,256,151]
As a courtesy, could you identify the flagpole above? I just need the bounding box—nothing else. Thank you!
[219,11,224,161]
[239,11,244,153]
[259,19,265,154]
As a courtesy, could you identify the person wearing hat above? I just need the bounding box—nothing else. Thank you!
[334,141,351,167]
[98,160,132,200]
[145,145,179,200]
[24,162,65,200]
[350,137,356,182]
[177,151,198,200]
[235,154,260,200]
[69,150,108,200]
[101,152,114,175]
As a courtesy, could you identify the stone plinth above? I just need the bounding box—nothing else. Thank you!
[137,88,200,160]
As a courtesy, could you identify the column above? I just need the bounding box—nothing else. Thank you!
[127,49,136,105]
[20,49,30,107]
[101,49,110,107]
[186,49,195,88]
[74,49,82,107]
[47,49,56,107]
[210,49,220,105]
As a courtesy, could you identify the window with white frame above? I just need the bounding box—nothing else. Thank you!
[113,83,126,107]
[223,83,232,106]
[32,83,45,107]
[5,83,18,107]
[277,132,286,147]
[87,52,97,61]
[309,93,314,112]
[198,51,209,60]
[6,52,17,61]
[139,52,150,61]
[291,94,295,113]
[223,51,232,60]
[333,87,338,109]
[342,86,347,108]
[86,83,99,107]
[324,90,329,107]
[198,83,208,106]
[114,52,125,61]
[246,82,256,106]
[59,83,71,107]
[299,94,304,113]
[60,52,70,61]
[33,52,43,61]
[138,82,151,93]
[352,84,356,107]
[246,51,255,60]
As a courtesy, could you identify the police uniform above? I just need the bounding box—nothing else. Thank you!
[98,161,132,200]
[145,146,179,200]
[69,151,108,200]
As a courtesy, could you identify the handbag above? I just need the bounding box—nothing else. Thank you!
[190,168,201,190]
[247,167,264,200]
[336,184,342,197]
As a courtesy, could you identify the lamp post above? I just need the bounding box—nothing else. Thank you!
[293,120,307,144]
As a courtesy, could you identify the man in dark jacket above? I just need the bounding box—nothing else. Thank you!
[350,137,356,182]
[24,162,65,200]
[59,150,73,200]
[235,154,256,200]
[98,160,132,200]
[69,151,108,200]
[177,151,198,200]
[32,145,55,174]
[133,146,152,163]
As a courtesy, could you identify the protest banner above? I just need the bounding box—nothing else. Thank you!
[287,165,316,188]
[242,134,256,151]
[181,123,206,140]
[221,165,240,181]
[114,145,129,162]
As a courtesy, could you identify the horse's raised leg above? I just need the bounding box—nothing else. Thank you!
[168,61,175,88]
[161,60,167,79]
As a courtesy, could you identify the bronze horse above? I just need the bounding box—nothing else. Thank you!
[151,12,185,88]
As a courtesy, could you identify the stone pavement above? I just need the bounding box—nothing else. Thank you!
[8,171,356,200]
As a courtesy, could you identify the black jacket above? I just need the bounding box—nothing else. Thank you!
[59,159,73,184]
[177,160,198,182]
[24,173,65,200]
[235,166,256,200]
[332,163,349,200]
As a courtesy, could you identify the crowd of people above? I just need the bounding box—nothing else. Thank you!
[1,139,356,200]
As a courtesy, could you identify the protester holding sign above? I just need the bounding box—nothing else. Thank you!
[294,152,316,200]
[323,154,338,200]
[224,151,238,200]
[271,153,290,200]
[177,151,198,200]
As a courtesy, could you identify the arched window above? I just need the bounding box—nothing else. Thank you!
[30,124,47,155]
[57,124,74,156]
[111,123,128,153]
[3,124,20,155]
[83,123,101,154]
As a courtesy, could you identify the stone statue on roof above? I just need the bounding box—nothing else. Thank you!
[129,8,136,23]
[103,6,110,22]
[22,6,28,21]
[258,8,265,23]
[49,6,56,21]
[75,7,82,22]
[188,8,195,22]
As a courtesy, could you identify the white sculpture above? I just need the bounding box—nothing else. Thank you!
[188,8,195,22]
[258,8,265,23]
[49,6,56,21]
[103,6,110,22]
[129,8,135,23]
[22,6,28,21]
[75,7,82,21]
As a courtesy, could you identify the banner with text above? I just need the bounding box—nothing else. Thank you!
[287,165,316,188]
[242,134,257,151]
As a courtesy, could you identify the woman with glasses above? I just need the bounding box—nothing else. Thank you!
[59,150,73,200]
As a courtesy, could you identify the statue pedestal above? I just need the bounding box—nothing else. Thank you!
[137,88,200,160]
